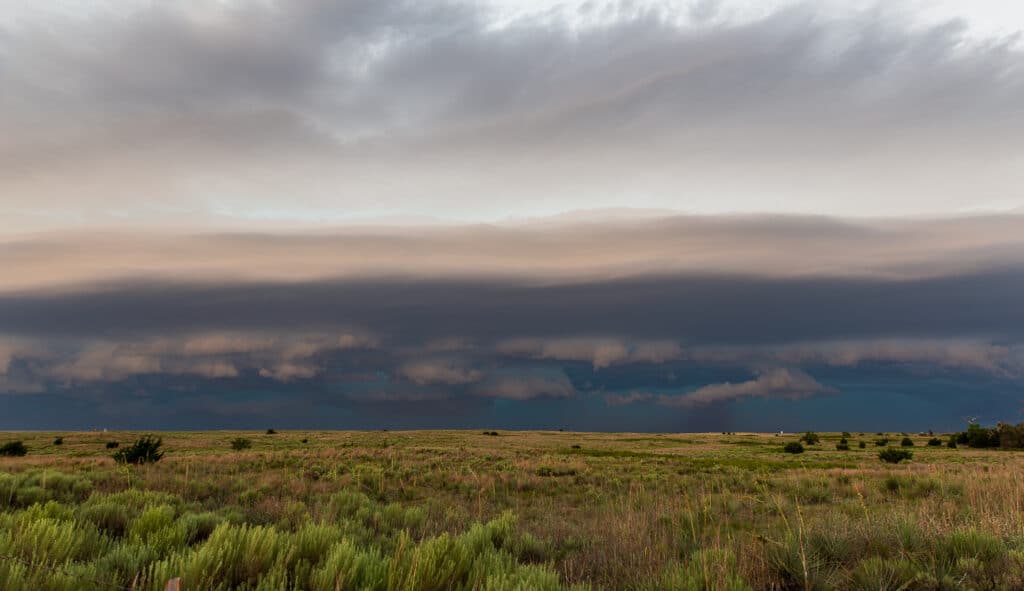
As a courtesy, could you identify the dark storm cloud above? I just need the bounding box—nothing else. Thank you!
[3,269,1024,343]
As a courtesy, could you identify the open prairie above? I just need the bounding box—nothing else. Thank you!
[1,430,1022,590]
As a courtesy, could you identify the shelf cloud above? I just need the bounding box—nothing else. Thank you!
[2,1,1022,429]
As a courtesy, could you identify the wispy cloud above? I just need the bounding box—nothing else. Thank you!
[658,369,836,407]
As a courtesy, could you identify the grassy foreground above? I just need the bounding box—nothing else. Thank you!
[1,430,1023,590]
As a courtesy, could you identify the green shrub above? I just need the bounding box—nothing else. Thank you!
[265,429,277,435]
[105,441,119,449]
[0,440,28,457]
[80,501,132,537]
[927,437,942,446]
[53,436,64,446]
[900,437,914,447]
[230,438,252,451]
[850,556,919,591]
[800,432,821,445]
[113,435,164,465]
[947,435,958,448]
[879,448,913,464]
[874,438,889,446]
[841,432,852,438]
[784,442,805,454]
[836,443,850,451]
[858,441,866,449]
[662,548,753,591]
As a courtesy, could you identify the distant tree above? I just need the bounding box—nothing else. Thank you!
[113,436,164,465]
[0,441,28,457]
[784,442,805,454]
[996,422,1024,449]
[265,429,277,435]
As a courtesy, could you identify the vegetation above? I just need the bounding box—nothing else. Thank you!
[0,440,28,457]
[948,421,1024,449]
[901,437,914,447]
[783,441,805,454]
[799,431,820,445]
[53,437,64,446]
[1,429,1023,590]
[105,441,119,449]
[230,438,252,451]
[112,436,165,465]
[927,437,943,446]
[879,447,913,464]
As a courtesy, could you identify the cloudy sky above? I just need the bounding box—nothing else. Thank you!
[2,0,1023,430]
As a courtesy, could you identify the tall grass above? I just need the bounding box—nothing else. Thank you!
[2,430,1024,589]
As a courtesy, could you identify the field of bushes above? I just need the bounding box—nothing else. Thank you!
[1,429,1023,590]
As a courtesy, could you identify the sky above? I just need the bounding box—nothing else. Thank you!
[2,0,1023,431]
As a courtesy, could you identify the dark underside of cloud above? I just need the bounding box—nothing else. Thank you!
[3,269,1023,341]
[2,263,1024,431]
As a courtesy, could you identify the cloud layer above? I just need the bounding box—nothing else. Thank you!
[2,1,1023,229]
[2,1,1023,429]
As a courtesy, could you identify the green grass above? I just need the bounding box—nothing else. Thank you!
[1,430,1022,589]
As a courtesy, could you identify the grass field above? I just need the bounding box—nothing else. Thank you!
[1,430,1023,590]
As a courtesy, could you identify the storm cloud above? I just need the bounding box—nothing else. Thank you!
[2,1,1023,429]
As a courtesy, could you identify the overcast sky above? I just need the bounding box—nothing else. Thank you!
[2,1,1023,430]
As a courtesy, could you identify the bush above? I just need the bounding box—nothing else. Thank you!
[266,429,277,435]
[231,438,252,451]
[53,437,64,446]
[901,437,914,447]
[800,432,820,445]
[836,443,850,451]
[113,436,164,465]
[952,422,1001,448]
[841,431,852,438]
[875,438,889,446]
[858,441,866,449]
[947,435,958,449]
[0,441,28,457]
[879,448,913,464]
[300,438,309,444]
[927,438,942,447]
[105,441,119,449]
[784,442,805,454]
